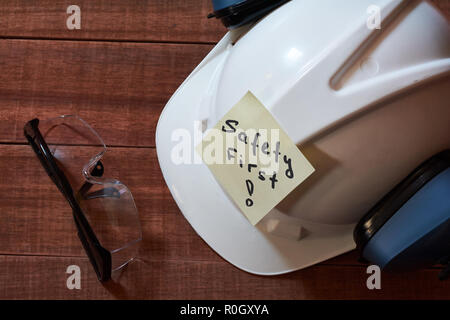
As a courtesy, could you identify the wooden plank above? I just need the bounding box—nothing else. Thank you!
[0,39,213,147]
[0,255,448,299]
[0,1,446,44]
[0,144,362,266]
[0,0,225,43]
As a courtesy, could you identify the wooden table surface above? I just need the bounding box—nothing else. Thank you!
[0,1,449,300]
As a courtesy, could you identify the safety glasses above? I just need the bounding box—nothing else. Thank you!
[24,115,142,282]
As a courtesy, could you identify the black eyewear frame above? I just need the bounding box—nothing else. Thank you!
[24,118,112,282]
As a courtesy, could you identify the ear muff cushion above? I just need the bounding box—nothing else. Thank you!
[354,150,450,268]
[363,168,450,269]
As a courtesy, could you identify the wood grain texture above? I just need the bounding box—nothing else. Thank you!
[0,0,225,43]
[0,39,212,146]
[0,255,447,300]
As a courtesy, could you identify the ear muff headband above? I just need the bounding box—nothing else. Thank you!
[208,0,290,29]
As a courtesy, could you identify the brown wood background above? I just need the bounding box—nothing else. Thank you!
[0,0,449,300]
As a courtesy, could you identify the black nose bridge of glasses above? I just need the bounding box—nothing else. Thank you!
[77,160,122,200]
[78,160,104,196]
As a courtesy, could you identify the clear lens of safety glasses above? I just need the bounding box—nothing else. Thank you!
[27,115,142,280]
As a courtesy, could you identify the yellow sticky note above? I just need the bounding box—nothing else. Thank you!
[197,91,315,225]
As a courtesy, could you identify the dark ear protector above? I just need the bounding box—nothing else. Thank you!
[354,150,450,280]
[208,0,290,29]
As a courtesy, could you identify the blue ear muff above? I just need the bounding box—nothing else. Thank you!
[208,0,290,29]
[354,150,450,279]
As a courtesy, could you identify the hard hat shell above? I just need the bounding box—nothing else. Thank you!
[156,0,450,275]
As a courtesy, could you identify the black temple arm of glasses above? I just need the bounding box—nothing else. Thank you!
[24,118,112,282]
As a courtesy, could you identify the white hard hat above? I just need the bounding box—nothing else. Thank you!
[156,0,450,275]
